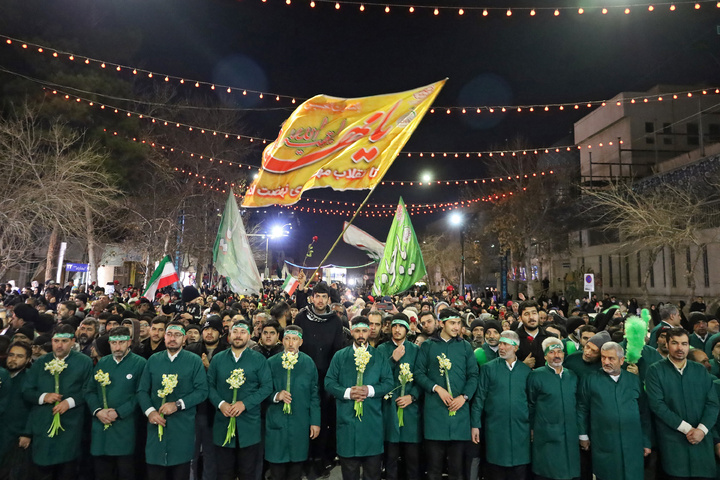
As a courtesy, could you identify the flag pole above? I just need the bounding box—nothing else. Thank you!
[301,185,379,289]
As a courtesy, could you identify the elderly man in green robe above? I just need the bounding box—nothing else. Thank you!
[415,308,478,480]
[377,314,421,480]
[473,319,501,367]
[23,323,93,480]
[265,325,320,480]
[646,327,719,479]
[578,341,652,480]
[471,330,531,480]
[325,316,394,480]
[208,320,272,480]
[527,337,580,480]
[86,326,147,480]
[137,320,208,480]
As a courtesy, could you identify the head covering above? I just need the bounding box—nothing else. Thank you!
[13,304,39,326]
[94,334,111,357]
[186,324,201,334]
[14,324,34,340]
[182,286,201,303]
[434,301,449,315]
[484,320,502,334]
[202,316,224,333]
[588,330,612,349]
[402,308,418,324]
[469,319,485,332]
[567,316,585,334]
[688,312,707,328]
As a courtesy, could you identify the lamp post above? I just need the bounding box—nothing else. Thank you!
[248,223,291,280]
[449,212,465,297]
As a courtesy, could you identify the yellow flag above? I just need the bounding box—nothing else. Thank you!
[242,79,446,207]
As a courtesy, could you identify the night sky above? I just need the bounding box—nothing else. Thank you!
[2,0,719,267]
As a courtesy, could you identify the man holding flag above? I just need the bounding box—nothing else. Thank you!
[142,255,179,301]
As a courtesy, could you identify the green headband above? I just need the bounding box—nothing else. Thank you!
[231,323,251,333]
[109,335,131,342]
[53,333,75,339]
[351,322,369,330]
[544,343,563,355]
[391,319,410,331]
[166,325,186,335]
[499,337,518,346]
[440,316,461,322]
[284,330,303,339]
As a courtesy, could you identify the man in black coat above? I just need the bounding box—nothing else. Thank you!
[515,300,549,369]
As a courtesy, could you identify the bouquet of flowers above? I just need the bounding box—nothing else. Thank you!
[354,345,372,420]
[45,358,68,437]
[397,363,413,427]
[94,370,112,430]
[223,368,246,446]
[156,374,178,441]
[437,353,455,416]
[281,352,299,414]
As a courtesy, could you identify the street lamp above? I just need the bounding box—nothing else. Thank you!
[248,223,291,279]
[449,212,465,296]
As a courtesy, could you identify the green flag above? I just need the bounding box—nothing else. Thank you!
[372,197,427,296]
[213,193,263,294]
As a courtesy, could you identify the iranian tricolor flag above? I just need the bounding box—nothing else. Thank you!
[282,275,299,296]
[143,255,180,300]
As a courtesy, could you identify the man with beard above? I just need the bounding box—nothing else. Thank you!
[646,327,719,480]
[474,320,502,367]
[208,320,272,480]
[293,279,345,476]
[325,317,393,480]
[86,327,147,480]
[139,317,166,360]
[187,316,227,369]
[416,308,478,480]
[1,304,38,338]
[377,314,421,480]
[468,318,485,349]
[23,324,94,480]
[564,330,607,378]
[656,327,671,359]
[137,321,208,480]
[251,321,283,359]
[688,312,710,351]
[527,337,580,480]
[578,342,652,480]
[649,304,682,348]
[471,331,531,480]
[0,342,32,479]
[77,318,99,357]
[367,311,385,348]
[515,300,548,369]
[264,325,321,480]
[419,311,438,337]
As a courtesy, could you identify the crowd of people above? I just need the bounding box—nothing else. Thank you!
[0,276,718,480]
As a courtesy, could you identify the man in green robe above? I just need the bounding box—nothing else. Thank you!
[416,308,478,480]
[86,326,147,480]
[578,341,652,480]
[22,324,93,480]
[264,325,320,480]
[474,320,501,367]
[471,330,531,480]
[325,316,394,480]
[137,321,208,480]
[377,314,421,480]
[689,313,710,352]
[527,337,580,480]
[645,327,720,479]
[0,341,32,479]
[208,320,272,480]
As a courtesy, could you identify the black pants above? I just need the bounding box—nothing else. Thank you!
[34,461,77,480]
[483,463,527,480]
[309,386,336,467]
[338,454,382,480]
[579,446,592,480]
[146,463,190,480]
[425,440,463,480]
[384,442,420,480]
[93,455,134,480]
[216,442,261,480]
[268,461,303,480]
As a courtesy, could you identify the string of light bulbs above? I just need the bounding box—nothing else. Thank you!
[259,0,713,17]
[5,36,719,116]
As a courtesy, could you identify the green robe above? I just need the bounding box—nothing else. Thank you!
[473,343,498,367]
[137,349,208,466]
[415,336,478,441]
[85,352,147,456]
[207,348,272,448]
[264,351,320,463]
[471,358,531,467]
[705,332,720,357]
[563,338,579,356]
[376,340,421,443]
[712,379,720,480]
[0,368,30,458]
[577,370,651,480]
[645,358,719,478]
[649,321,673,348]
[621,344,664,382]
[527,366,580,479]
[563,351,601,379]
[711,359,720,378]
[0,368,10,416]
[22,350,93,466]
[325,345,394,458]
[690,333,708,351]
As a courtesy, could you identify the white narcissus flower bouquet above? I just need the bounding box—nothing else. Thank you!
[156,374,178,441]
[353,346,372,420]
[437,353,455,417]
[397,363,413,427]
[45,358,68,437]
[223,369,246,446]
[281,352,298,414]
[94,370,112,430]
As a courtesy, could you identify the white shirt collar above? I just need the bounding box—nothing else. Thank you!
[114,351,130,364]
[505,359,517,371]
[231,348,245,362]
[610,373,621,382]
[670,358,687,375]
[167,350,181,362]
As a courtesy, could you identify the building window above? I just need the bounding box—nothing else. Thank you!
[686,247,692,287]
[663,123,673,145]
[649,251,655,288]
[599,255,603,287]
[625,255,630,288]
[637,251,642,287]
[662,248,667,288]
[709,124,720,143]
[703,245,710,288]
[670,248,677,288]
[608,255,614,288]
[687,123,699,146]
[645,121,655,144]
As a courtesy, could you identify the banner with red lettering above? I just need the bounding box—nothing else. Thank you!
[242,79,446,207]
